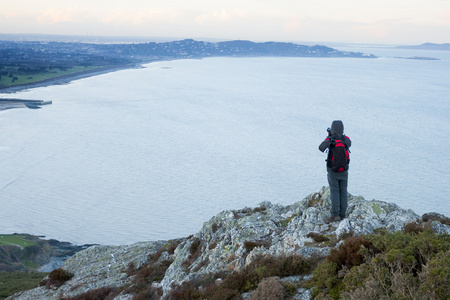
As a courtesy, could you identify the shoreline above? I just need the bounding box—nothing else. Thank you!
[0,63,146,94]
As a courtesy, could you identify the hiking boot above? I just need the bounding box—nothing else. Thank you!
[325,216,341,224]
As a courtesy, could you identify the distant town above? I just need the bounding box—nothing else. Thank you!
[1,39,377,90]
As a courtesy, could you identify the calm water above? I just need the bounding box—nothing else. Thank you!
[1,46,449,245]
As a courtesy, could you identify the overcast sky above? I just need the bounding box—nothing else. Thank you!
[1,0,449,44]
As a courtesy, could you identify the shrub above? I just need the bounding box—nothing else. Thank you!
[306,232,330,243]
[209,242,217,250]
[167,281,205,300]
[308,259,339,299]
[422,213,450,225]
[419,250,450,299]
[167,254,311,299]
[243,240,270,252]
[63,287,122,300]
[253,206,267,214]
[403,221,424,235]
[308,193,322,207]
[211,223,220,233]
[133,286,163,300]
[310,229,450,300]
[166,239,181,255]
[42,268,74,289]
[124,246,174,299]
[338,230,354,241]
[328,236,375,269]
[181,237,203,270]
[126,262,137,276]
[250,277,288,300]
[189,237,201,257]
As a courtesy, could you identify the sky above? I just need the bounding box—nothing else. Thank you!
[1,0,449,44]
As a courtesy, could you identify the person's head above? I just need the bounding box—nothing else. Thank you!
[330,120,344,135]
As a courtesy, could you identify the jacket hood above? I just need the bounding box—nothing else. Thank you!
[330,120,344,136]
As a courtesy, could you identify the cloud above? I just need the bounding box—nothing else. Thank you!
[438,11,450,25]
[100,9,179,26]
[349,23,388,40]
[195,9,246,26]
[36,7,89,25]
[1,11,22,18]
[284,20,302,32]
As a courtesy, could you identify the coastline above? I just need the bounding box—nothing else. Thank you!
[0,63,146,94]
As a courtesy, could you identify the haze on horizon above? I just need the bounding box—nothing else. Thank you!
[1,0,449,45]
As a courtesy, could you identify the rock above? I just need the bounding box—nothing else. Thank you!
[9,241,167,299]
[422,212,450,224]
[8,187,450,300]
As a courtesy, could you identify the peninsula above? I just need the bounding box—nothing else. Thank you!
[0,39,376,92]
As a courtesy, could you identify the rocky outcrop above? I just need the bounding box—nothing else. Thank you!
[0,234,89,272]
[8,187,449,299]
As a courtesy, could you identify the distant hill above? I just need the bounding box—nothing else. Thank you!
[398,43,450,51]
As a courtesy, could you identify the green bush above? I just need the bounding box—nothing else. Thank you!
[309,229,450,300]
[420,250,450,299]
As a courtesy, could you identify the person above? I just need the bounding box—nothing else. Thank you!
[318,120,351,223]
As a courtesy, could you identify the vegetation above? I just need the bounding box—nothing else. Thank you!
[3,223,449,299]
[0,234,37,247]
[0,65,108,88]
[40,268,74,289]
[307,225,450,300]
[168,254,312,299]
[0,234,56,272]
[61,287,123,300]
[122,239,181,299]
[307,232,331,243]
[0,271,48,300]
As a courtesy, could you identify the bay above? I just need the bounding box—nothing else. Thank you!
[1,47,449,245]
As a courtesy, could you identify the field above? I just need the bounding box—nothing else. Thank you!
[0,65,106,88]
[0,235,37,247]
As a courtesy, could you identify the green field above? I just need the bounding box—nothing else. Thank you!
[0,235,37,247]
[0,271,48,300]
[0,65,106,88]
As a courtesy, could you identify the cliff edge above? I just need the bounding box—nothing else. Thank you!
[8,187,450,299]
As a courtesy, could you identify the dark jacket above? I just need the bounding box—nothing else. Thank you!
[319,120,351,170]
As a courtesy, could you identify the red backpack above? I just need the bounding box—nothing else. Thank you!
[328,138,350,172]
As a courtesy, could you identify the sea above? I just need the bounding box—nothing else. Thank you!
[1,45,449,245]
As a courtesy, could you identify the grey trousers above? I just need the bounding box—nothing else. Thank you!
[327,170,348,218]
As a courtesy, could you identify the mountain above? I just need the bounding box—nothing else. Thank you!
[398,43,450,51]
[8,187,450,300]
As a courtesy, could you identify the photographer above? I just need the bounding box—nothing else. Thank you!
[319,120,352,224]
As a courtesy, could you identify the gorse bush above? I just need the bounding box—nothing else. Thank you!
[309,229,450,300]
